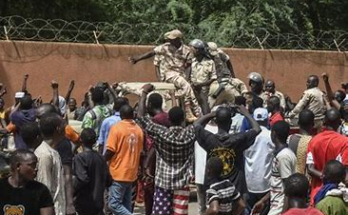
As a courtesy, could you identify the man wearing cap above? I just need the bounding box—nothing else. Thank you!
[206,42,235,78]
[244,108,275,213]
[129,29,201,121]
[264,80,286,110]
[189,39,216,114]
[206,42,247,107]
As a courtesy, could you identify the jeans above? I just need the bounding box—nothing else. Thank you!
[196,184,207,215]
[108,181,133,215]
[245,192,269,215]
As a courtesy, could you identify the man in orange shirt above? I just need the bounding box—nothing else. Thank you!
[105,104,144,215]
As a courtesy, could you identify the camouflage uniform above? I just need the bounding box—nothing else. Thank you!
[208,52,247,107]
[190,57,216,112]
[258,91,269,107]
[153,43,201,116]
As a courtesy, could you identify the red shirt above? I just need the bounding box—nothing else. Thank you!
[270,111,284,128]
[282,208,324,215]
[152,112,170,128]
[306,130,348,204]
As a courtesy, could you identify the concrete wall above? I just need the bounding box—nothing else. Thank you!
[0,40,347,106]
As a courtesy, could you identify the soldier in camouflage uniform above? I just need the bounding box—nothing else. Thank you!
[189,39,217,114]
[206,42,248,107]
[129,29,202,121]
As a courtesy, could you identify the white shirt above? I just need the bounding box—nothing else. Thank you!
[195,123,218,185]
[244,126,275,193]
[230,113,244,134]
[34,141,66,215]
[268,148,296,215]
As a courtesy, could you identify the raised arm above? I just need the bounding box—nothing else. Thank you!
[129,51,156,64]
[322,73,341,110]
[0,86,7,98]
[137,84,155,118]
[51,80,59,109]
[21,74,29,92]
[87,86,94,108]
[65,80,75,102]
[106,82,118,103]
[238,105,261,134]
[194,112,216,128]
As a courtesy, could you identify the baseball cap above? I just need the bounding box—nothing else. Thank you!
[253,108,269,121]
[207,42,219,56]
[15,92,25,99]
[164,29,183,40]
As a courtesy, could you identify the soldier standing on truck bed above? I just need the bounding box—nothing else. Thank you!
[129,29,201,122]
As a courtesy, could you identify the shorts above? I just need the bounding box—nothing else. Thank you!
[152,186,190,215]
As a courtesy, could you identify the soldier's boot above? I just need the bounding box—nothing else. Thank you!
[185,104,197,123]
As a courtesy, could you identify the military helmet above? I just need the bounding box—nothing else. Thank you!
[189,39,205,49]
[248,72,264,83]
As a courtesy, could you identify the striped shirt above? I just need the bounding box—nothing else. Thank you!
[206,179,240,215]
[269,147,296,215]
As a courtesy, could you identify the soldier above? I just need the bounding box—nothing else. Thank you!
[289,75,325,129]
[247,72,268,105]
[206,42,247,107]
[129,29,201,121]
[188,39,217,114]
[206,42,235,77]
[264,80,286,110]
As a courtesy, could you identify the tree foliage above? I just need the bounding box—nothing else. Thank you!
[1,0,348,46]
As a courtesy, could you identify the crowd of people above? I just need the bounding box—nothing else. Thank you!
[0,28,348,215]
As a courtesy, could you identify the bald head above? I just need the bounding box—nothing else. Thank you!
[267,96,280,113]
[36,103,60,119]
[323,160,345,184]
[120,104,134,120]
[307,75,319,89]
[298,109,314,130]
[265,80,275,93]
[216,107,232,128]
[324,108,341,130]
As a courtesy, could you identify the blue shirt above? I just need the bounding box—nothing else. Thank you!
[97,112,121,154]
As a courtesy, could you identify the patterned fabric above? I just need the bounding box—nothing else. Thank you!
[190,58,216,85]
[152,186,190,215]
[229,78,248,96]
[152,186,173,215]
[81,104,112,136]
[168,75,202,116]
[153,43,192,80]
[137,116,195,190]
[296,135,312,174]
[213,52,231,82]
[206,179,241,215]
[173,188,190,215]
